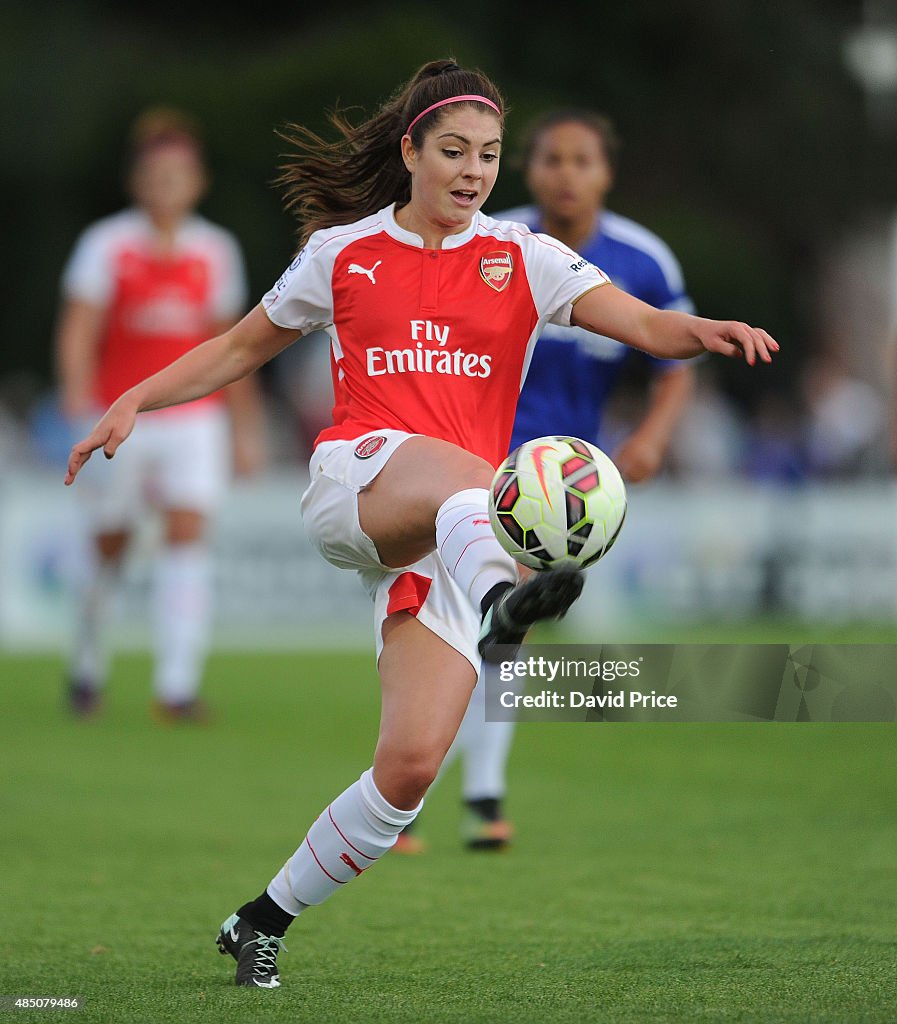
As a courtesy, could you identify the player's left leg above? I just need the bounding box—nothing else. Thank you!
[218,612,476,987]
[457,565,536,844]
[454,675,517,850]
[151,507,212,722]
[151,407,228,722]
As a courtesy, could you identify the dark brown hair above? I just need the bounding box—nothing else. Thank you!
[518,109,621,174]
[276,59,505,247]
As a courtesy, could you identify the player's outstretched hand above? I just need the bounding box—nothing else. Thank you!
[699,321,779,366]
[64,400,138,486]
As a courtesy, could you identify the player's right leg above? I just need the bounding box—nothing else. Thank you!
[217,611,476,987]
[356,435,583,656]
[68,530,129,716]
[67,412,145,716]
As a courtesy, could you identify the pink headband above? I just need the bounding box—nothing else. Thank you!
[406,94,501,134]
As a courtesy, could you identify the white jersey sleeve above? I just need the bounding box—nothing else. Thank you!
[481,215,609,329]
[521,230,610,328]
[61,222,114,307]
[261,230,338,336]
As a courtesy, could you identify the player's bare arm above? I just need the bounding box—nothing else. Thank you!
[224,373,268,478]
[570,283,779,365]
[211,315,270,479]
[613,363,695,483]
[56,298,105,420]
[65,304,297,485]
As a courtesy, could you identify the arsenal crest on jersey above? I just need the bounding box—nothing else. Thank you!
[479,251,513,293]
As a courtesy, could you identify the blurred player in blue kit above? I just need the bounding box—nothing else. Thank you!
[396,109,697,853]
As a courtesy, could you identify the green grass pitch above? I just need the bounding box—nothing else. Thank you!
[2,641,896,1023]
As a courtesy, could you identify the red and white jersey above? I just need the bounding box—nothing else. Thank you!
[263,204,609,467]
[63,208,248,409]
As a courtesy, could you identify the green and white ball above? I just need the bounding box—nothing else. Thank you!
[488,436,627,571]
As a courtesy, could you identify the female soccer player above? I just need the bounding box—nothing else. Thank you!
[65,60,777,988]
[57,107,265,722]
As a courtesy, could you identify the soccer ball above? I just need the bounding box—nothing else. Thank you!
[488,436,627,571]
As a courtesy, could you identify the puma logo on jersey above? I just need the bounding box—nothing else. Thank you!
[347,260,382,284]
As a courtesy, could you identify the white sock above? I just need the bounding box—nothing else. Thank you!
[456,672,516,799]
[152,542,212,704]
[71,557,121,688]
[266,769,421,914]
[435,488,518,614]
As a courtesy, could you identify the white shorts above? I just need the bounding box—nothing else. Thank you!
[78,405,230,530]
[300,430,482,672]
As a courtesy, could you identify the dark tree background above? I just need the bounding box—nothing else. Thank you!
[2,0,889,412]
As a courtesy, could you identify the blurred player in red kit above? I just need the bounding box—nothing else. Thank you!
[57,107,265,722]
